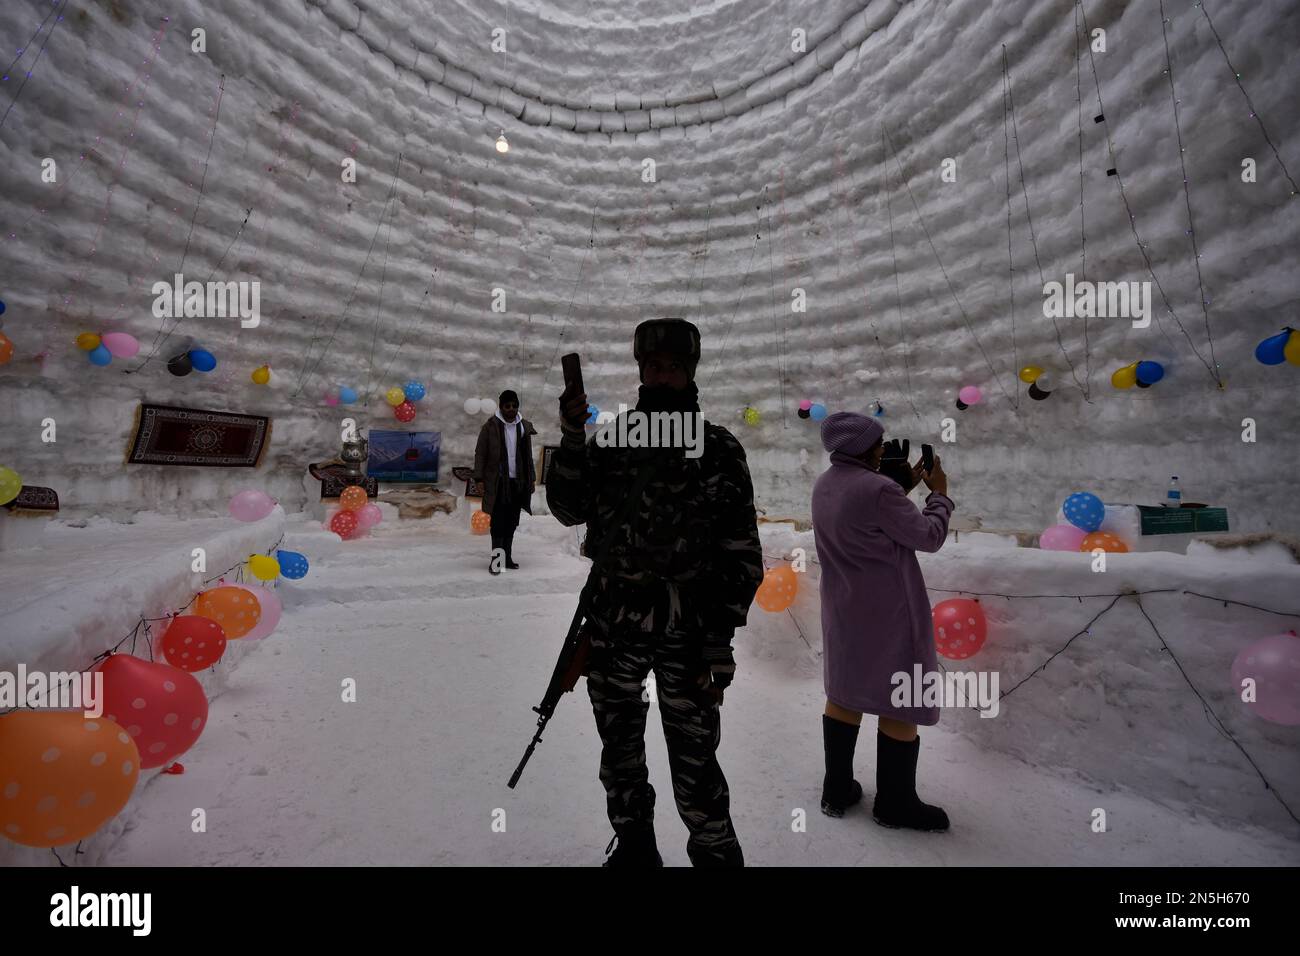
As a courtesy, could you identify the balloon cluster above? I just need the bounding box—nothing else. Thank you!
[1040,492,1131,553]
[166,346,217,376]
[386,381,425,422]
[327,484,382,540]
[324,385,359,406]
[463,397,499,416]
[1019,366,1054,401]
[1255,328,1299,366]
[1111,361,1164,389]
[77,331,140,367]
[797,400,828,422]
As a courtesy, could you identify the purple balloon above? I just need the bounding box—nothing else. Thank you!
[228,489,276,522]
[240,586,283,641]
[1039,524,1088,552]
[1231,632,1300,726]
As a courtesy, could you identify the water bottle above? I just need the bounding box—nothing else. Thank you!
[1165,476,1182,507]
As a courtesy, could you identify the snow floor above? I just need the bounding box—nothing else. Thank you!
[100,513,1300,866]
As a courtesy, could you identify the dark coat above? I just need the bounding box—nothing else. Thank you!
[473,414,537,516]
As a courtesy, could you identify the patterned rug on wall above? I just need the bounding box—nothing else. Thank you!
[126,403,271,467]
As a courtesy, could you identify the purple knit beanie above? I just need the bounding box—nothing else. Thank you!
[820,411,884,456]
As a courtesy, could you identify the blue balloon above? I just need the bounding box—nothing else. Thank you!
[1135,361,1164,385]
[586,404,599,424]
[0,299,6,315]
[276,549,310,580]
[338,386,358,404]
[1254,330,1291,366]
[88,344,112,366]
[403,381,426,402]
[809,403,828,422]
[189,348,217,372]
[1063,492,1105,532]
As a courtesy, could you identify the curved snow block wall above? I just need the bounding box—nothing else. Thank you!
[0,0,1297,527]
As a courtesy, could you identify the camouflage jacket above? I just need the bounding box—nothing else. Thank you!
[546,414,764,643]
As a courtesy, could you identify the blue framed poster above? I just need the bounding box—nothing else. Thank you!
[367,430,440,482]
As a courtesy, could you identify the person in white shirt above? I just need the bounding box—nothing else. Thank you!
[473,390,538,573]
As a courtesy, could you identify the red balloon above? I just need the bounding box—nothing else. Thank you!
[330,509,358,538]
[94,655,209,769]
[394,400,416,423]
[159,615,227,672]
[932,598,988,660]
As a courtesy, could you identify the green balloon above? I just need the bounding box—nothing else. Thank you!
[0,466,21,506]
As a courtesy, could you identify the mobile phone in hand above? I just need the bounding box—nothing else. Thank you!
[921,443,934,474]
[561,352,583,396]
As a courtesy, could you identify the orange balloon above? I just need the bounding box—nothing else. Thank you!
[339,485,368,511]
[0,711,140,848]
[1080,532,1129,554]
[755,565,799,612]
[470,510,492,535]
[194,585,262,638]
[0,332,13,365]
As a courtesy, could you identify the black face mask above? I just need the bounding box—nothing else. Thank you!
[635,381,700,413]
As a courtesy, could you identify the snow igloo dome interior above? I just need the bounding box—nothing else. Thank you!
[0,0,1298,872]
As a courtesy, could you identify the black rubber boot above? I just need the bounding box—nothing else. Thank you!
[602,826,663,867]
[820,714,863,817]
[872,731,949,832]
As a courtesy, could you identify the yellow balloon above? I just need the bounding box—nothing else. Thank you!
[385,387,405,407]
[76,332,101,351]
[1018,366,1044,384]
[248,554,280,581]
[251,365,271,385]
[1111,365,1137,389]
[0,466,20,506]
[743,407,761,426]
[1285,330,1300,366]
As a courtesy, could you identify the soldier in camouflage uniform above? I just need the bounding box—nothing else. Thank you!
[547,318,764,867]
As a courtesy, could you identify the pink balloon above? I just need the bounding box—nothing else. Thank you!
[958,385,983,405]
[357,503,383,528]
[798,399,812,411]
[323,393,340,406]
[932,598,987,660]
[229,489,275,522]
[241,586,283,641]
[1231,632,1300,726]
[101,331,141,358]
[1039,524,1088,551]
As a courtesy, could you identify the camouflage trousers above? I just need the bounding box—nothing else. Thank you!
[585,623,743,866]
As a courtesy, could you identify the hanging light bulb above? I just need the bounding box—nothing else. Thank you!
[495,131,509,154]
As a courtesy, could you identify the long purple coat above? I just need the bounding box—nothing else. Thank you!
[811,451,954,725]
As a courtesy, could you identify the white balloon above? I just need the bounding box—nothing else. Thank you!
[481,398,497,415]
[464,398,481,414]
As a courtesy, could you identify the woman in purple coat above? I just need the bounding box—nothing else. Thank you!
[810,411,954,831]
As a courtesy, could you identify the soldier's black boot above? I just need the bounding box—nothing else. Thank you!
[872,731,949,832]
[602,826,663,867]
[820,714,863,817]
